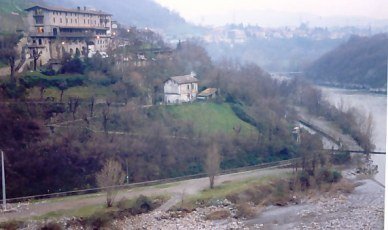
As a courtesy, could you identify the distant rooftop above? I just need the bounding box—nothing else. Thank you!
[170,73,198,84]
[25,5,112,16]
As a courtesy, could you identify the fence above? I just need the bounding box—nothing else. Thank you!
[6,158,298,203]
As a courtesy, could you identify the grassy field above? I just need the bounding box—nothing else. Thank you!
[166,103,258,136]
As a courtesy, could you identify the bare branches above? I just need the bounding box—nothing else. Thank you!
[96,159,125,207]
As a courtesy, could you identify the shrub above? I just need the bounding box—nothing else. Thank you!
[83,211,113,229]
[317,168,342,183]
[235,203,256,218]
[231,104,257,128]
[206,209,230,220]
[41,68,56,76]
[297,171,310,190]
[116,197,131,210]
[132,195,154,214]
[0,220,26,230]
[40,222,63,230]
[331,152,351,165]
[61,58,85,74]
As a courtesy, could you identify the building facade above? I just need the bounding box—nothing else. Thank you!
[25,5,112,67]
[164,73,199,104]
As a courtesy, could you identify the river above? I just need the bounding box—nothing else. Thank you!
[320,87,386,186]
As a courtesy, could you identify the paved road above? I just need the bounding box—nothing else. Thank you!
[0,167,291,221]
[297,107,363,151]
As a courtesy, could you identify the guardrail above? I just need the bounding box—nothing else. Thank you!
[299,119,341,146]
[6,158,298,203]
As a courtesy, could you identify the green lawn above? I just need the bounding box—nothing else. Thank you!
[166,103,258,136]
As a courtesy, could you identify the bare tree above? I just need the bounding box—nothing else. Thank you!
[89,96,95,117]
[360,112,375,156]
[96,159,126,207]
[0,33,21,82]
[32,47,42,71]
[68,97,80,120]
[102,107,109,134]
[204,143,221,189]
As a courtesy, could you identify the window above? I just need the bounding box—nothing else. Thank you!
[35,17,43,24]
[66,18,68,23]
[71,19,73,23]
[187,85,190,90]
[60,18,62,23]
[53,17,56,23]
[75,19,77,23]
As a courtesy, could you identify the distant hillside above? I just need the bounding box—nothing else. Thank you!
[0,0,45,32]
[0,0,202,36]
[48,0,203,37]
[305,34,388,88]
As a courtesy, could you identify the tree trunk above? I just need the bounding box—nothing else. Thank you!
[60,90,64,103]
[209,175,215,189]
[40,86,45,100]
[9,58,15,83]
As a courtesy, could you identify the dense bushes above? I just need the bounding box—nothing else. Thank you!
[21,74,85,89]
[61,57,85,74]
[316,168,342,183]
[331,151,351,165]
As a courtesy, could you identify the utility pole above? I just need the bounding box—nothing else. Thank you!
[126,158,129,184]
[1,150,6,211]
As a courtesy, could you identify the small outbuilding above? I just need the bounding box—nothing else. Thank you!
[197,88,218,100]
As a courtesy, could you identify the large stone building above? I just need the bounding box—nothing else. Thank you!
[164,73,199,104]
[25,5,113,67]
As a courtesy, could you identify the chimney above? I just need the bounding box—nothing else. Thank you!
[84,6,87,11]
[77,6,80,11]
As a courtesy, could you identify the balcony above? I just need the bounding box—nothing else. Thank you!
[29,32,55,38]
[28,44,45,49]
[58,31,96,38]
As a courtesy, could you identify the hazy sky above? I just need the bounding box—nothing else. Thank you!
[155,0,388,26]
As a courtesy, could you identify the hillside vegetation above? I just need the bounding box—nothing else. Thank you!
[305,34,388,89]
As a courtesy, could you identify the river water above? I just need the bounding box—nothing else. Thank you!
[320,87,386,186]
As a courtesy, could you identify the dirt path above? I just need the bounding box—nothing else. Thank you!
[0,167,291,222]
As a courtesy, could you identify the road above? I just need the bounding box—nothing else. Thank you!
[0,167,291,222]
[296,107,363,151]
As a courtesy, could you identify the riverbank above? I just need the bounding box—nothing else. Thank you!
[244,170,384,229]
